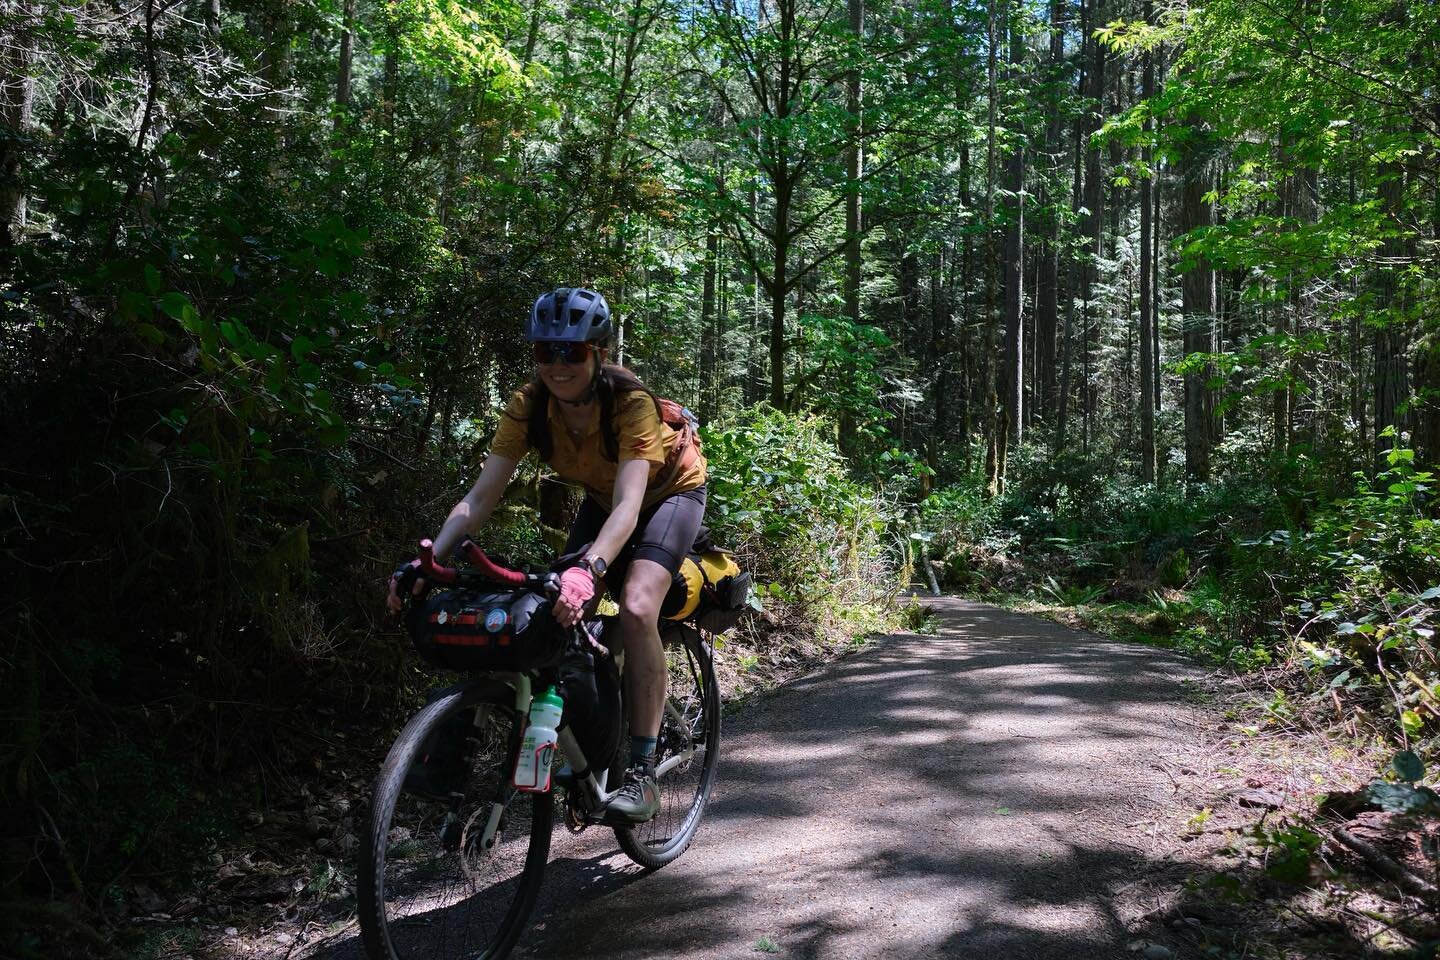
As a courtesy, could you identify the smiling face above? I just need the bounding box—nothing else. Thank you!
[537,344,605,403]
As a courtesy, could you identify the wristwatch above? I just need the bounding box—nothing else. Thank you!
[580,555,608,578]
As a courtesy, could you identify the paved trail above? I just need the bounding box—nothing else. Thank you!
[516,598,1205,960]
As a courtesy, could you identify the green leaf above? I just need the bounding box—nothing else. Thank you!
[119,290,152,321]
[144,263,163,295]
[1367,780,1440,815]
[134,323,166,346]
[157,292,193,324]
[1401,709,1424,736]
[291,335,315,362]
[317,422,350,446]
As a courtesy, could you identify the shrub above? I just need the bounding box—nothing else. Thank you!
[701,406,894,632]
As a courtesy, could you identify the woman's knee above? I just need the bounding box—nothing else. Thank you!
[619,589,660,628]
[619,562,669,626]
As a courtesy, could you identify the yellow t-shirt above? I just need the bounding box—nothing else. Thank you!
[489,387,707,510]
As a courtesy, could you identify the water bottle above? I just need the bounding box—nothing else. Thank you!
[513,686,564,793]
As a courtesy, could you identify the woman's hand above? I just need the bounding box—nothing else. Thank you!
[554,565,596,627]
[387,559,427,613]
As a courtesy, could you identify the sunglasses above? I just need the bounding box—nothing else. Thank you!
[533,342,594,365]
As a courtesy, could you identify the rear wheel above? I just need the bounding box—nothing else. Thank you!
[615,624,721,868]
[359,681,552,960]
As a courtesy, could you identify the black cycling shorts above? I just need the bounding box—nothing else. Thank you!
[564,485,707,590]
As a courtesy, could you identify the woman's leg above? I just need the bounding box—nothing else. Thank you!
[607,486,706,822]
[617,558,673,739]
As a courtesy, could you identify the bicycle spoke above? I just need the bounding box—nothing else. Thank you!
[363,691,552,960]
[616,628,720,866]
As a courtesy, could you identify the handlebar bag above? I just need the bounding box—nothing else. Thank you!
[406,587,566,672]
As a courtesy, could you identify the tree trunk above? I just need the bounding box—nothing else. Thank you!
[1002,0,1025,451]
[1056,34,1085,455]
[0,2,36,245]
[1079,0,1105,456]
[843,0,864,333]
[1036,0,1066,428]
[983,0,1002,495]
[335,0,355,126]
[928,248,949,487]
[700,225,719,423]
[1180,124,1217,481]
[1137,0,1156,483]
[1374,160,1409,461]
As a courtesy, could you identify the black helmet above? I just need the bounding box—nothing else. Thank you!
[526,287,612,343]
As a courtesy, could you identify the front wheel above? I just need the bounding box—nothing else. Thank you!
[615,624,721,869]
[359,680,552,960]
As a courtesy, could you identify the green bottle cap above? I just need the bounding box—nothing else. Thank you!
[536,685,564,710]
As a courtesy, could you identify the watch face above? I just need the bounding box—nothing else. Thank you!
[588,556,607,576]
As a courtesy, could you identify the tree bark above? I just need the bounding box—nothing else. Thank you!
[700,225,719,422]
[1002,0,1025,451]
[1374,160,1409,461]
[1180,123,1217,481]
[1036,0,1066,428]
[843,0,864,333]
[0,2,36,245]
[1138,0,1156,483]
[335,0,355,124]
[983,0,1003,495]
[1079,0,1105,455]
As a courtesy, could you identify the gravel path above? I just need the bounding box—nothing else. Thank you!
[515,597,1207,960]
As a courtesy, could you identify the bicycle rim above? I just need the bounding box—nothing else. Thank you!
[616,626,721,868]
[359,682,553,960]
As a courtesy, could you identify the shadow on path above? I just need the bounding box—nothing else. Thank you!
[309,599,1210,960]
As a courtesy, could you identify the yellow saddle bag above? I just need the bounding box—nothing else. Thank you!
[659,536,751,634]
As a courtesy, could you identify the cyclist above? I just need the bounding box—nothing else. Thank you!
[387,287,707,824]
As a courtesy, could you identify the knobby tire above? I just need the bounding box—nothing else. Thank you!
[359,681,552,960]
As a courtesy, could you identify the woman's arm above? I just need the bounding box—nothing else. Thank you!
[551,458,649,627]
[585,458,651,567]
[387,454,520,612]
[431,454,520,560]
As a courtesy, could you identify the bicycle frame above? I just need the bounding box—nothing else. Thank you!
[470,668,618,853]
[413,538,709,845]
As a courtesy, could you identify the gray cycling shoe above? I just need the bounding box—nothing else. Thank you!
[606,764,660,824]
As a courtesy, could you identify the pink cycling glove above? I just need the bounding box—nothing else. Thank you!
[555,565,596,625]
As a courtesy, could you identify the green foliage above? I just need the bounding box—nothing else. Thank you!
[1036,576,1106,608]
[898,597,937,634]
[1250,820,1324,885]
[703,406,891,610]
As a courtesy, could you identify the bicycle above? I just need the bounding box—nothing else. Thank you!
[358,538,724,960]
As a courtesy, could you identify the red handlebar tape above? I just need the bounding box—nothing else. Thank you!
[459,540,528,586]
[417,538,529,587]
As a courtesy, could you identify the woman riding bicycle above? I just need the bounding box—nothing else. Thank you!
[387,286,707,825]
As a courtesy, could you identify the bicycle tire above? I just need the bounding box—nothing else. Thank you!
[359,680,553,960]
[615,625,721,869]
